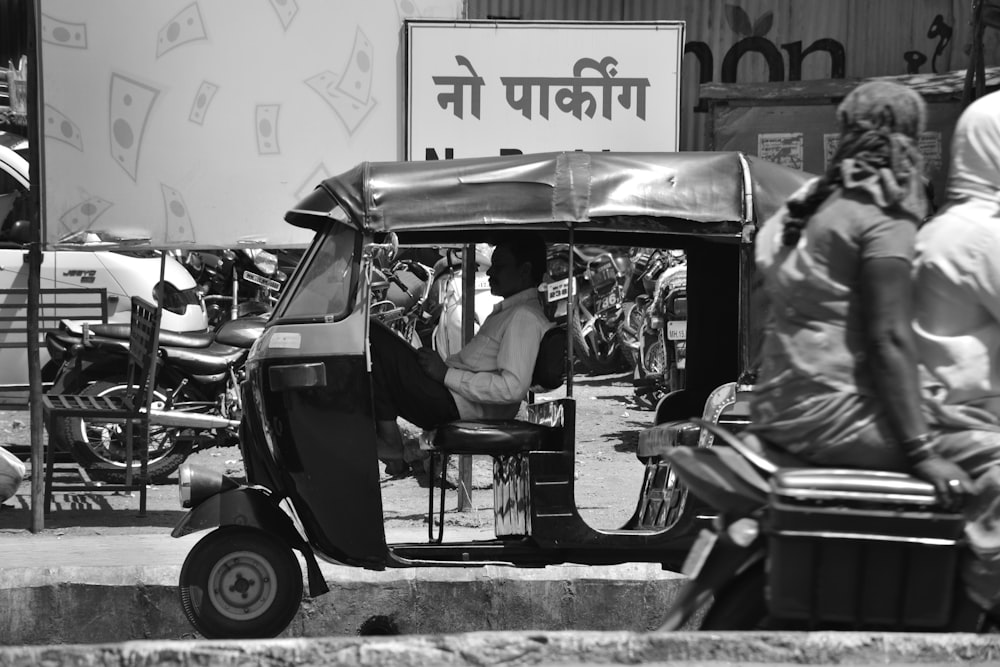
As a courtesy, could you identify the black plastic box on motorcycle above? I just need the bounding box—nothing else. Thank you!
[283,151,809,246]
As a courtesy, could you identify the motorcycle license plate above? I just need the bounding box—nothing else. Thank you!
[595,289,621,312]
[243,271,282,292]
[681,529,718,579]
[667,320,687,341]
[546,277,572,302]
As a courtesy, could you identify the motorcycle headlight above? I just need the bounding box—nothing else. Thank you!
[153,281,201,315]
[253,250,279,276]
[548,257,569,281]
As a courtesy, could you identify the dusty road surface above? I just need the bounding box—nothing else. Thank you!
[0,370,657,536]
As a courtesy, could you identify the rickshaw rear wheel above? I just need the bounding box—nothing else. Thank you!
[179,526,303,639]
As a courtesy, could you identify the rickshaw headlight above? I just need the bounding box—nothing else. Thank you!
[648,314,664,330]
[178,463,239,508]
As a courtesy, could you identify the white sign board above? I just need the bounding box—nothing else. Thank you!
[405,20,685,160]
[36,0,462,248]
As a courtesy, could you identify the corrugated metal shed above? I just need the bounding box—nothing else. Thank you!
[699,65,1000,202]
[466,1,1000,149]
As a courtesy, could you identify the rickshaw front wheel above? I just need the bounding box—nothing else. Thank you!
[179,526,303,638]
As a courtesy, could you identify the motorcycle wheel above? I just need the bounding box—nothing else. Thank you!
[617,301,644,369]
[700,564,770,630]
[62,380,194,484]
[642,337,667,376]
[179,526,303,639]
[571,311,627,375]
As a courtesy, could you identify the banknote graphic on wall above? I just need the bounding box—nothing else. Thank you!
[59,196,113,236]
[161,184,196,243]
[44,105,84,151]
[109,74,159,182]
[156,2,208,58]
[306,27,377,135]
[41,14,87,48]
[189,81,220,125]
[255,104,281,155]
[268,0,299,30]
[337,28,374,104]
[296,162,331,201]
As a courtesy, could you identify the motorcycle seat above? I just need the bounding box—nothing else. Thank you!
[88,323,215,348]
[771,468,941,507]
[430,419,554,455]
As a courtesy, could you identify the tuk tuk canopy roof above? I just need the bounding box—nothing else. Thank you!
[286,151,811,242]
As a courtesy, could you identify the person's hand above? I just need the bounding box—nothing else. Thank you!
[416,347,448,383]
[911,455,973,511]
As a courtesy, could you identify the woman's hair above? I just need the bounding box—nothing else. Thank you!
[782,80,927,246]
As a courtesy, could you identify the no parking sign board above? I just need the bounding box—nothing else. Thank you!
[405,19,685,161]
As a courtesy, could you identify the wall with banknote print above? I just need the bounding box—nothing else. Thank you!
[38,0,462,248]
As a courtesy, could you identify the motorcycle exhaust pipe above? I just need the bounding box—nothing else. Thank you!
[148,409,240,429]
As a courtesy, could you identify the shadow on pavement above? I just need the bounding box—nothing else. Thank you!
[0,493,185,530]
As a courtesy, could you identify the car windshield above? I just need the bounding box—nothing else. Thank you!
[276,222,355,320]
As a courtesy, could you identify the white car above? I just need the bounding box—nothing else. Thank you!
[0,135,208,391]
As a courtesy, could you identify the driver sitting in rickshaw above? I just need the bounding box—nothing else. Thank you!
[369,232,551,471]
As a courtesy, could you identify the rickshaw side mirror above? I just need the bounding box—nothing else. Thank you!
[369,232,399,265]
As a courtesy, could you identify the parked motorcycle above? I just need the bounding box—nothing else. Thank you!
[658,418,987,632]
[370,256,433,346]
[43,313,264,482]
[633,253,687,410]
[546,244,631,375]
[175,247,298,328]
[617,247,672,371]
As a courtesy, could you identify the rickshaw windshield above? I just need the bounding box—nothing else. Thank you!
[274,222,355,320]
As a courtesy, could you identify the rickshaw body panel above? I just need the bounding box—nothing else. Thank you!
[199,151,812,570]
[171,487,304,547]
[243,302,391,568]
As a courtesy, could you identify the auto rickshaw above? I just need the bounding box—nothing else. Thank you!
[170,150,810,638]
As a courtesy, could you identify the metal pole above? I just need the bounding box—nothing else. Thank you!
[457,243,475,511]
[26,0,44,532]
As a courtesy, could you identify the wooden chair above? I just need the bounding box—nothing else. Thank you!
[41,296,161,516]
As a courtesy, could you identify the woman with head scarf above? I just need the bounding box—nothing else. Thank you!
[748,80,973,503]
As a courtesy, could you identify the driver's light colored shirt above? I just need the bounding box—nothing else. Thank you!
[444,286,551,420]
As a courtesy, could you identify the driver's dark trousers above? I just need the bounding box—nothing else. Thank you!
[369,319,460,430]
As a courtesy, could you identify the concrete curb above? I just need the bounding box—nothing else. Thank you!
[0,563,692,645]
[2,631,1000,665]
